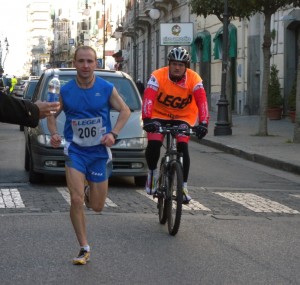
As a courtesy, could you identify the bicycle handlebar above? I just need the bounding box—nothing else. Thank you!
[157,125,197,136]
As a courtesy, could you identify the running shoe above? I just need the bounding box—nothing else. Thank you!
[182,187,192,204]
[145,171,157,195]
[72,249,90,265]
[84,185,90,208]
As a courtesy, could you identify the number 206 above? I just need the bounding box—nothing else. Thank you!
[78,127,97,138]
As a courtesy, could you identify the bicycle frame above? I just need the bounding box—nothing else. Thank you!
[157,127,183,197]
[156,124,195,235]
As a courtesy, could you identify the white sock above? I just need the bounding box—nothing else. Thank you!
[183,182,187,188]
[81,245,90,252]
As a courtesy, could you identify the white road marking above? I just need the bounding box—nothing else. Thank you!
[0,188,25,208]
[136,190,211,211]
[56,187,118,208]
[215,192,299,214]
[290,194,300,199]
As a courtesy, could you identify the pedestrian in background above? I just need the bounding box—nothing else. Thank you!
[10,75,17,94]
[47,46,130,265]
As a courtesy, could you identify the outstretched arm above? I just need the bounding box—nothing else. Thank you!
[0,91,59,127]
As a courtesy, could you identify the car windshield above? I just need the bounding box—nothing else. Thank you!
[43,74,140,110]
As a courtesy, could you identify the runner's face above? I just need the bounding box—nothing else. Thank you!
[73,49,97,80]
[169,61,186,79]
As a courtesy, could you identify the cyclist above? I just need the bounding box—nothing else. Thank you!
[142,46,209,204]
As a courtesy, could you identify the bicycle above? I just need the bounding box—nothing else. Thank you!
[154,124,196,236]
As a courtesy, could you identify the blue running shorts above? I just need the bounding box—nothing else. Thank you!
[64,144,112,183]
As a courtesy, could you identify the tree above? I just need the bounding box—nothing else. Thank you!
[190,0,300,137]
[268,64,282,108]
[190,0,253,129]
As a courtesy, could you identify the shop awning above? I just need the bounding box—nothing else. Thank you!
[213,23,237,60]
[191,31,211,63]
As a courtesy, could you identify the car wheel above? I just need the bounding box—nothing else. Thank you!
[134,175,147,187]
[20,125,24,131]
[29,154,43,184]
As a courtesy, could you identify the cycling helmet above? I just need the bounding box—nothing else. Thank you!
[167,47,190,65]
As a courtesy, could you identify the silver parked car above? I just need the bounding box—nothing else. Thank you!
[24,68,148,185]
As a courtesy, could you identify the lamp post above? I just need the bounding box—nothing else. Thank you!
[214,0,232,136]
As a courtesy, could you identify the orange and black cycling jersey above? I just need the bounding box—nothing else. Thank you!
[142,66,209,126]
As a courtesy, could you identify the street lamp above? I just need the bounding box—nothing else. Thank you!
[214,0,232,136]
[0,37,9,71]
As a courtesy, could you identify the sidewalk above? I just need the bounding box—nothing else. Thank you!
[195,112,300,175]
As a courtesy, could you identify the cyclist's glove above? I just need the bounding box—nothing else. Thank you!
[196,123,208,139]
[143,119,161,133]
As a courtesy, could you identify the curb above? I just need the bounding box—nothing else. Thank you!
[191,137,300,176]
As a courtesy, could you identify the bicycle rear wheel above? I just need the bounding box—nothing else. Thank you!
[157,160,168,224]
[167,161,183,236]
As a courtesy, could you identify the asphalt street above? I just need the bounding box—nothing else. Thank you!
[1,212,300,285]
[1,121,300,284]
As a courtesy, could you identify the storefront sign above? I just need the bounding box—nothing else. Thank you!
[160,23,193,46]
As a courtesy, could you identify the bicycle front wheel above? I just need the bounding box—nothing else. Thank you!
[167,161,183,236]
[157,159,168,224]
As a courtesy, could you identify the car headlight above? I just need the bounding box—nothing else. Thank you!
[37,134,66,147]
[113,137,147,149]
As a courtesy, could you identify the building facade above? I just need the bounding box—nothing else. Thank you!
[24,0,300,117]
[115,0,300,116]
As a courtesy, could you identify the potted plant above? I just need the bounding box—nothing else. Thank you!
[267,64,283,120]
[287,79,296,123]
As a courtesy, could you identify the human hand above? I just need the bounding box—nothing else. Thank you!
[100,133,115,147]
[143,119,161,133]
[35,101,60,118]
[195,123,208,139]
[50,133,62,148]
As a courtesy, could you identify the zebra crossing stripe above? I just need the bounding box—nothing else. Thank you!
[0,188,25,208]
[215,192,299,214]
[136,190,211,211]
[57,187,71,205]
[56,187,118,208]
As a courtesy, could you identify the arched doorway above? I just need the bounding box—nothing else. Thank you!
[284,10,300,116]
